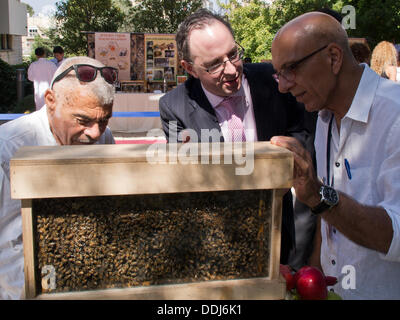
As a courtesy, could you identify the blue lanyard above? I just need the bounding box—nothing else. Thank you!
[326,114,334,187]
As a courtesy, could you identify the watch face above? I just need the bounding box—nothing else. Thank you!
[322,186,339,206]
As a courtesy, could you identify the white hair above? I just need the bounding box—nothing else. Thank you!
[51,56,115,106]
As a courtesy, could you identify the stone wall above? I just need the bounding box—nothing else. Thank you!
[0,35,23,65]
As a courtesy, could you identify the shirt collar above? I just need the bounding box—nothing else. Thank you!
[319,64,379,124]
[39,105,58,145]
[201,74,246,109]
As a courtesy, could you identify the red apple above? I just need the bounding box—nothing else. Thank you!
[294,266,328,300]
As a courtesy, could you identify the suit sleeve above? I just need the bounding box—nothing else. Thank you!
[159,95,184,143]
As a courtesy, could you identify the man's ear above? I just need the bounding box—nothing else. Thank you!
[328,43,343,75]
[181,60,198,78]
[44,89,56,114]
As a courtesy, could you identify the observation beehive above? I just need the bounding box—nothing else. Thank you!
[10,142,292,299]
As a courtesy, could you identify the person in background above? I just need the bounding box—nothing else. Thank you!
[0,56,117,299]
[27,47,57,110]
[350,42,371,65]
[159,8,313,265]
[370,41,400,82]
[271,11,400,299]
[51,46,66,68]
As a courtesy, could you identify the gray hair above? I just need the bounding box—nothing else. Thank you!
[51,56,115,106]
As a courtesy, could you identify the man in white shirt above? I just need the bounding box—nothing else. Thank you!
[0,56,117,299]
[50,46,65,68]
[270,12,400,299]
[27,47,57,110]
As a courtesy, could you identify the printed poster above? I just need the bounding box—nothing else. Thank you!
[145,34,177,81]
[95,32,131,80]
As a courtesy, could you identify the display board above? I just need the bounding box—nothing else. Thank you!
[87,32,180,91]
[94,33,131,80]
[144,34,177,82]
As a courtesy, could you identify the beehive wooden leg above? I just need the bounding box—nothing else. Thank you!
[21,199,36,299]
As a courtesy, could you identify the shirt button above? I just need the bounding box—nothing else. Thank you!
[332,259,336,265]
[335,162,340,167]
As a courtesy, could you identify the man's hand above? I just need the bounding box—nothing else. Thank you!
[271,136,321,208]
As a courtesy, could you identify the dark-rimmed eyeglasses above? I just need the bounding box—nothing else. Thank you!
[51,64,118,88]
[190,43,245,75]
[273,44,328,83]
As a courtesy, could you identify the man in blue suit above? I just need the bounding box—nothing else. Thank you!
[159,9,313,264]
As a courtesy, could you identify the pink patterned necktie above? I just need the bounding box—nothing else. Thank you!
[218,96,246,142]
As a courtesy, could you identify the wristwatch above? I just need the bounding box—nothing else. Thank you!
[311,185,339,215]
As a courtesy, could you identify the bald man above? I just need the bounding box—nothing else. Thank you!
[270,12,400,299]
[0,56,116,299]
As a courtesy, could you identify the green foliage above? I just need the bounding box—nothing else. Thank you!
[0,58,17,113]
[220,0,274,62]
[23,2,35,17]
[29,35,54,62]
[345,0,400,47]
[221,0,400,61]
[129,0,203,33]
[112,0,134,32]
[0,59,33,113]
[13,95,35,114]
[49,0,124,55]
[268,0,338,31]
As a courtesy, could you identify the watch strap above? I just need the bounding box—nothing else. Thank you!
[311,201,331,215]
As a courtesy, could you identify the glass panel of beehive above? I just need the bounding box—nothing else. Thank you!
[33,190,272,294]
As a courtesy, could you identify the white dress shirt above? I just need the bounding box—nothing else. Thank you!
[315,64,400,299]
[27,58,57,110]
[202,75,258,142]
[0,106,114,299]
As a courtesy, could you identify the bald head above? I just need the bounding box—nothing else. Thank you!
[273,12,351,59]
[271,12,363,116]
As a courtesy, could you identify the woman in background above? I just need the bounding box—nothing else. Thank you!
[370,41,400,82]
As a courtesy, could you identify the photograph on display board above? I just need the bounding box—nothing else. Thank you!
[154,58,169,68]
[145,34,177,81]
[153,69,164,80]
[164,67,174,81]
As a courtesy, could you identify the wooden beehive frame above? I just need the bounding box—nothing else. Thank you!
[10,142,293,300]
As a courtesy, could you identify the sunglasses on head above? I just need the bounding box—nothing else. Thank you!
[51,64,118,88]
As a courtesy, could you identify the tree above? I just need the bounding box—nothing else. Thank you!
[112,0,134,32]
[220,0,274,62]
[23,2,35,17]
[345,0,400,47]
[49,0,124,55]
[220,0,400,60]
[129,0,203,33]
